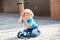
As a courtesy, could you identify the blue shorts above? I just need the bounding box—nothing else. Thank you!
[23,28,40,37]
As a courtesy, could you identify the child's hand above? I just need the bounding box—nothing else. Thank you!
[23,18,31,28]
[26,24,31,28]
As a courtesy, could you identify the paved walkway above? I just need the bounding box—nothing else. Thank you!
[0,13,60,40]
[0,24,60,40]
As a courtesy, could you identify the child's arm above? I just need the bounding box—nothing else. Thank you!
[25,21,31,28]
[23,19,31,28]
[18,16,23,24]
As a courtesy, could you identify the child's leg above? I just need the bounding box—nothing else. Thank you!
[24,28,32,32]
[31,28,40,37]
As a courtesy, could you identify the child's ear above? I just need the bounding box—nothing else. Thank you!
[31,14,32,16]
[30,14,32,17]
[23,13,25,16]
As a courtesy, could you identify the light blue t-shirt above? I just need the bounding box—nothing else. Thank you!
[22,18,38,28]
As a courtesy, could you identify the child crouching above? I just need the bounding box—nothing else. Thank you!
[18,9,40,38]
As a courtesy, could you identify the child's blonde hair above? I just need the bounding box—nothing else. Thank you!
[24,9,34,17]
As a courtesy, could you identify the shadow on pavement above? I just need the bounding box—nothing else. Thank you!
[4,37,18,40]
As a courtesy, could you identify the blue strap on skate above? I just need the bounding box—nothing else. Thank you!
[23,32,27,36]
[19,32,23,36]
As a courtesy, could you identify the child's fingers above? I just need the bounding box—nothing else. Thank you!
[26,24,31,28]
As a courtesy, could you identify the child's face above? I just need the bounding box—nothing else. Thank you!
[23,12,32,20]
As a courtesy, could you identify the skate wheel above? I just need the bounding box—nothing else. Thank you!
[27,33,30,39]
[38,30,40,34]
[17,31,22,38]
